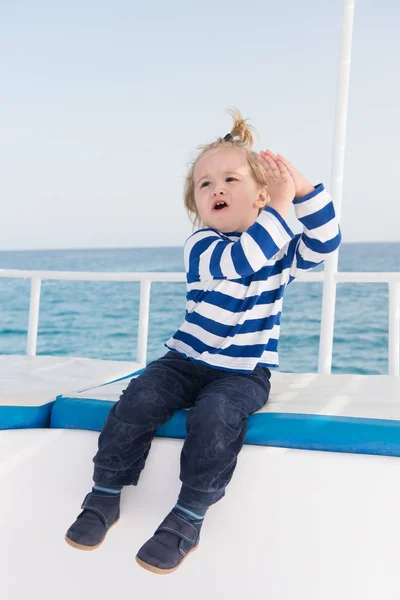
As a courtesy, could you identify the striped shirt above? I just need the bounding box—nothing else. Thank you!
[165,183,341,373]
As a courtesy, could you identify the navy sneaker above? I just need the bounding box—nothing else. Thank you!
[65,491,120,551]
[136,509,203,574]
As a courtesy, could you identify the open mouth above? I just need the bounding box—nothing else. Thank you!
[212,201,229,211]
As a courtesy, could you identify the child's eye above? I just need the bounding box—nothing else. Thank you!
[226,177,237,182]
[200,181,210,188]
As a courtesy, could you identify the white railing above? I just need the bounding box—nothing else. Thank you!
[0,268,399,376]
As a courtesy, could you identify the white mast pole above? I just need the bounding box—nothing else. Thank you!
[318,0,356,373]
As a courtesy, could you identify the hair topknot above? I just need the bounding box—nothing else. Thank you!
[221,108,256,148]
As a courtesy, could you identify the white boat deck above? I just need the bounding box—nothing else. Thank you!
[2,355,400,599]
[73,369,400,420]
[0,355,141,406]
[1,355,400,419]
[2,428,400,600]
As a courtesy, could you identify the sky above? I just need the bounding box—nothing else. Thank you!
[1,0,399,250]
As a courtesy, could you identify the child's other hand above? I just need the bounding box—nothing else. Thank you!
[259,151,295,218]
[261,150,315,199]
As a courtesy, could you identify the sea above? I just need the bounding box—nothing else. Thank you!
[0,243,399,375]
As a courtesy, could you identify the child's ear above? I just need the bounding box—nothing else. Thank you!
[256,190,269,208]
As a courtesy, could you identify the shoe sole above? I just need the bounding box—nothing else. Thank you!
[64,517,120,551]
[135,544,198,575]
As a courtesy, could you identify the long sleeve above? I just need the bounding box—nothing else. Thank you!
[283,183,342,283]
[185,206,295,283]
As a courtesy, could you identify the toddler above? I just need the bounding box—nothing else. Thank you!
[65,109,341,574]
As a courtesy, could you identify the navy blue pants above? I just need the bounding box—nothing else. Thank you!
[93,350,271,508]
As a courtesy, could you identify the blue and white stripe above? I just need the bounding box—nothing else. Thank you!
[166,184,341,372]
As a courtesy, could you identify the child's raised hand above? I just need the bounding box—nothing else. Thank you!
[261,150,315,199]
[259,150,295,218]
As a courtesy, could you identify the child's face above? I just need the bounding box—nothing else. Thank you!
[193,147,267,233]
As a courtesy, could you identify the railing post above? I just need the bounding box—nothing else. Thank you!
[137,279,151,367]
[388,282,400,376]
[26,277,42,356]
[318,0,356,374]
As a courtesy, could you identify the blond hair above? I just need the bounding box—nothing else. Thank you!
[184,108,269,229]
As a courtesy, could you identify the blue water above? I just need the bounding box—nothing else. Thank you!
[0,244,399,374]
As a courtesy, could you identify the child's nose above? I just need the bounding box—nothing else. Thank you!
[212,187,227,197]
